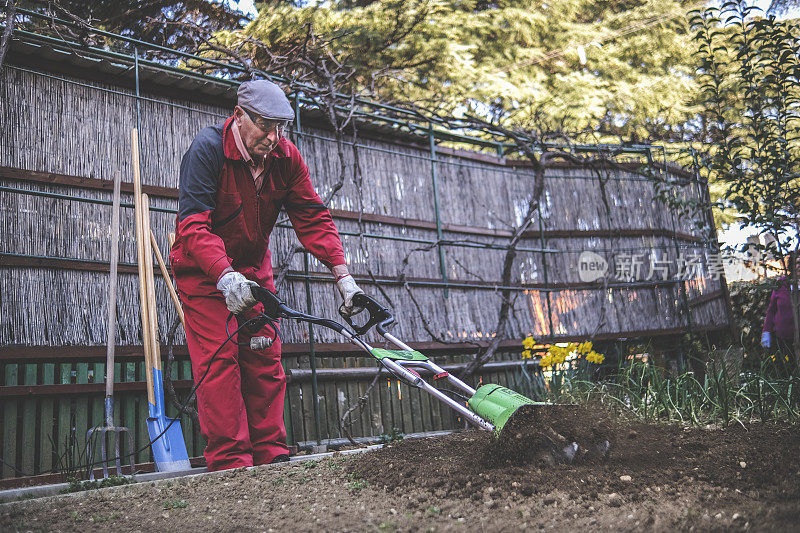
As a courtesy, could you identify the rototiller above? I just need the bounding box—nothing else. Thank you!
[247,287,549,439]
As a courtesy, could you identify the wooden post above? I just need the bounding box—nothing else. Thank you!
[131,129,155,406]
[428,122,449,298]
[105,170,122,412]
[142,194,161,377]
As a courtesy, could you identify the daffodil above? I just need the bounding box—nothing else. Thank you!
[585,350,605,364]
[539,354,553,368]
[522,336,535,350]
[522,349,532,359]
[577,341,593,355]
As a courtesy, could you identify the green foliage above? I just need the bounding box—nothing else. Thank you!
[691,3,800,258]
[529,356,799,425]
[21,0,248,54]
[301,459,319,470]
[378,427,405,444]
[728,277,782,356]
[62,475,132,494]
[163,499,189,510]
[347,471,369,490]
[211,0,699,142]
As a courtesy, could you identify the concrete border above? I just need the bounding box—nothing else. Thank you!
[0,444,384,505]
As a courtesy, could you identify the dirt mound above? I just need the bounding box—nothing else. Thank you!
[2,417,799,532]
[489,404,614,467]
[349,408,800,508]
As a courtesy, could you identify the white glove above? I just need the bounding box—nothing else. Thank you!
[216,272,258,314]
[335,275,364,317]
[761,331,772,348]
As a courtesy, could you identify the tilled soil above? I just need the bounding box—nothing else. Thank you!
[1,409,799,532]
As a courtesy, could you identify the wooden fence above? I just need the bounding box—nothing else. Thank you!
[0,32,733,479]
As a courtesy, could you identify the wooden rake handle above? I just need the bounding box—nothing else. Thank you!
[150,228,185,331]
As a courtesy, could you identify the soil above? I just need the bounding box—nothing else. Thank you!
[2,408,799,532]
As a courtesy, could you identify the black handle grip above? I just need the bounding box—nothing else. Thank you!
[250,285,347,335]
[342,293,394,335]
[251,286,284,318]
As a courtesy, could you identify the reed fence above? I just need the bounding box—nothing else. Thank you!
[0,30,732,479]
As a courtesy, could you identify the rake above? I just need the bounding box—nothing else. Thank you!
[85,170,135,480]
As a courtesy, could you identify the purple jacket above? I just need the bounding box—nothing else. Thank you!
[763,277,798,340]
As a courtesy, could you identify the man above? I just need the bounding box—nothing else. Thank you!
[169,79,363,471]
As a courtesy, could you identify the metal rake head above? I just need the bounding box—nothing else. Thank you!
[85,425,136,481]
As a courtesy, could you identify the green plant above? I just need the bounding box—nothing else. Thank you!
[163,499,189,510]
[517,346,799,425]
[62,475,132,494]
[690,2,800,373]
[347,472,368,491]
[378,427,405,444]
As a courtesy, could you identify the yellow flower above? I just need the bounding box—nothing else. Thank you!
[522,336,535,350]
[539,354,553,368]
[522,349,532,359]
[577,341,593,355]
[585,350,605,364]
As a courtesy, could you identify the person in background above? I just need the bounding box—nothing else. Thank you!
[761,255,800,375]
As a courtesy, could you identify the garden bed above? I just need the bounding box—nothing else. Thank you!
[1,409,798,532]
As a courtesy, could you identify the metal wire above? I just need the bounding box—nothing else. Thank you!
[0,252,685,293]
[1,184,705,254]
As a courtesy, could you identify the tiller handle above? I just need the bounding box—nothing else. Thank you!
[341,292,395,335]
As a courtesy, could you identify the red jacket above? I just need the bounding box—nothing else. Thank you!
[170,117,345,294]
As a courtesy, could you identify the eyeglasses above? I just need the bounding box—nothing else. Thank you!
[242,107,289,136]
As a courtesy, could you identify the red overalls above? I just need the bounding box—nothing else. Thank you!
[170,117,345,470]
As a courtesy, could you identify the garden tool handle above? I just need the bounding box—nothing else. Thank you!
[249,285,347,335]
[341,293,394,336]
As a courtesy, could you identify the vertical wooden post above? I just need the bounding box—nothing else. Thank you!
[428,122,449,298]
[537,202,554,338]
[304,252,322,446]
[105,170,121,425]
[142,195,162,380]
[294,92,321,445]
[131,129,154,406]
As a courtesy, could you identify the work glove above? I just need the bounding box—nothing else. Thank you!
[761,331,772,348]
[335,275,365,317]
[217,271,259,315]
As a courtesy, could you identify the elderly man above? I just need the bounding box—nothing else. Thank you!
[170,79,362,471]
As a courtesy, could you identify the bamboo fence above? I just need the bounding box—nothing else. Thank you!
[0,36,731,479]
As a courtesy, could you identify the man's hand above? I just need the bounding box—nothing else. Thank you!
[217,271,259,314]
[335,274,364,317]
[761,331,772,348]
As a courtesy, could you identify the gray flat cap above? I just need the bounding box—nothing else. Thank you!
[237,80,294,121]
